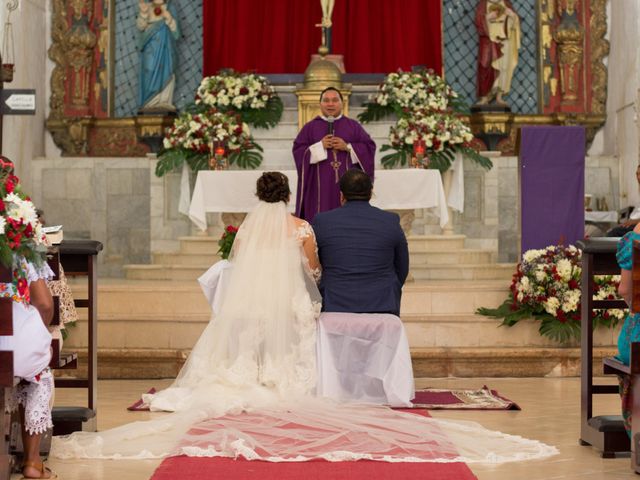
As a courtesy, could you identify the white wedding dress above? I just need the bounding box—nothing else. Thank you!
[51,201,558,464]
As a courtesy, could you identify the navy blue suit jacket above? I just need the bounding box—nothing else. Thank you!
[312,201,409,315]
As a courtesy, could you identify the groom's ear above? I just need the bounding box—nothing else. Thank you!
[340,192,346,205]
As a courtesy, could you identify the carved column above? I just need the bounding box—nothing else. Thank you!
[47,0,110,155]
[554,0,584,104]
[66,1,97,113]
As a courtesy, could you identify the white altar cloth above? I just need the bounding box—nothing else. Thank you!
[585,210,618,223]
[316,312,415,407]
[188,169,452,230]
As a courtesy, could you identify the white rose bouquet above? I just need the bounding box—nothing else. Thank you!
[358,68,491,171]
[194,70,283,129]
[477,244,625,344]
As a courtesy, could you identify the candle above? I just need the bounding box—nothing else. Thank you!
[214,146,225,156]
[415,144,425,155]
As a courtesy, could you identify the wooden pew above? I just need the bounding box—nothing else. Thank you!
[577,238,630,457]
[0,264,14,480]
[51,240,102,435]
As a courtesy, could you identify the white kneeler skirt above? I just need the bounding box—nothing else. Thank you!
[316,312,415,407]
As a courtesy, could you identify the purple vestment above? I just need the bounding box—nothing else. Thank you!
[293,116,376,222]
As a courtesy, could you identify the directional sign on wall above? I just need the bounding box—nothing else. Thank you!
[0,89,36,115]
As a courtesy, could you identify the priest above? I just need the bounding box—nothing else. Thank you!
[293,87,376,222]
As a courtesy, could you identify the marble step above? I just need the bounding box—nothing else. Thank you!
[65,277,618,376]
[65,346,618,379]
[407,235,467,250]
[176,235,471,256]
[69,279,508,319]
[65,280,518,350]
[151,249,496,269]
[402,313,619,349]
[178,236,222,255]
[410,263,515,281]
[123,262,514,281]
[123,264,208,281]
[152,251,221,266]
[409,249,495,265]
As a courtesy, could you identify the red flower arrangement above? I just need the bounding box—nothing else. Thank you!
[0,159,47,301]
[477,244,625,344]
[217,225,239,260]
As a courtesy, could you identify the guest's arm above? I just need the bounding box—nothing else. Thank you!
[29,279,54,326]
[620,269,632,308]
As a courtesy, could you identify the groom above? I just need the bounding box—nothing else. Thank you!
[312,169,409,315]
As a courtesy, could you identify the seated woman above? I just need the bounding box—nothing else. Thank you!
[616,223,640,436]
[1,257,56,479]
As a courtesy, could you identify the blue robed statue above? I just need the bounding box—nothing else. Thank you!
[137,0,180,112]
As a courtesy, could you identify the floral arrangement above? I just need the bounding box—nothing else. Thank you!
[0,161,47,300]
[195,71,283,128]
[156,70,282,177]
[358,69,491,172]
[387,110,475,157]
[155,109,263,176]
[217,225,238,260]
[477,245,625,344]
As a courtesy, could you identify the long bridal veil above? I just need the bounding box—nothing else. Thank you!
[51,201,558,464]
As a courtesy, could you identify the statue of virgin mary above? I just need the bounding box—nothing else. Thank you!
[137,0,180,112]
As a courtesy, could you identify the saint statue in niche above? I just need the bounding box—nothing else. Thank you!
[137,0,180,113]
[474,0,521,107]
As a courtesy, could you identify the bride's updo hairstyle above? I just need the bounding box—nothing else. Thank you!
[256,171,291,203]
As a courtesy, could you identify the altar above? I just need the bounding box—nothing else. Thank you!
[187,168,458,233]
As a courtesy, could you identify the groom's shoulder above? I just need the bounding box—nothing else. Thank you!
[313,208,340,224]
[369,205,400,223]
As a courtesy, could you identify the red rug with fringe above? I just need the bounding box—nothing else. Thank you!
[149,409,477,480]
[410,385,520,410]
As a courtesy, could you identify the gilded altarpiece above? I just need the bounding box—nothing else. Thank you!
[46,0,609,158]
[47,0,171,157]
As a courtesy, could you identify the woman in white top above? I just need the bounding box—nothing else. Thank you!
[1,257,56,479]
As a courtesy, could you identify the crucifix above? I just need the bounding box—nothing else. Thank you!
[330,150,341,183]
[315,0,335,55]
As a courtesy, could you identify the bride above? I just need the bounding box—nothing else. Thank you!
[52,171,557,463]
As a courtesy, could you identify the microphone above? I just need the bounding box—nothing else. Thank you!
[327,116,335,136]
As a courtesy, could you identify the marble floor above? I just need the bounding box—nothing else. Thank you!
[21,376,639,480]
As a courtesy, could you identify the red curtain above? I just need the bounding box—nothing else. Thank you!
[203,0,442,75]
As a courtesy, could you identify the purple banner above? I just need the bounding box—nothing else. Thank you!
[520,126,585,253]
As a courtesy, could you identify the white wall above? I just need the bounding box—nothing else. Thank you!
[0,0,48,192]
[592,0,640,208]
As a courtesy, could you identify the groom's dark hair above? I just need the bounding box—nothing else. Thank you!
[340,169,372,201]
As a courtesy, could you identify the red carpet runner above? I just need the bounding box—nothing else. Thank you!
[149,409,477,480]
[150,455,477,480]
